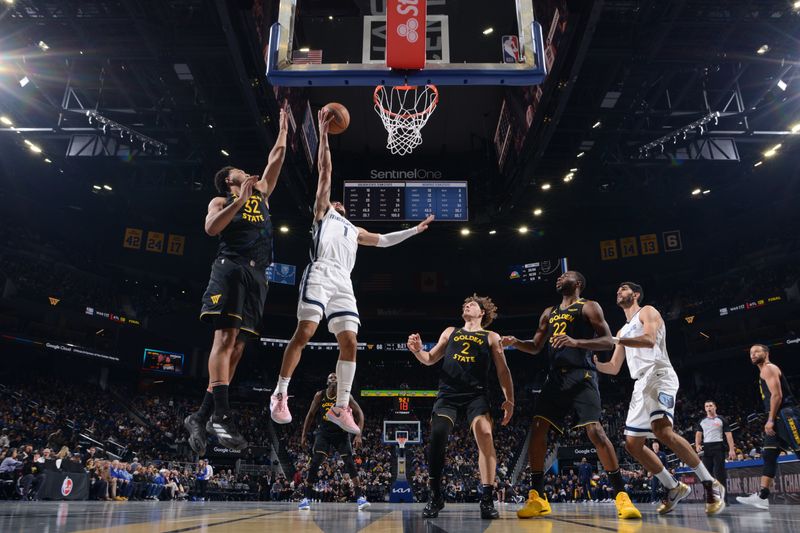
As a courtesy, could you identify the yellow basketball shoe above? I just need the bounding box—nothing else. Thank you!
[615,492,642,519]
[517,489,551,518]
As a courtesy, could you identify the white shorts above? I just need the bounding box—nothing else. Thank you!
[624,366,680,438]
[297,262,360,334]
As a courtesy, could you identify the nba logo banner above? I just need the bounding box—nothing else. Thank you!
[502,35,521,63]
[387,0,427,69]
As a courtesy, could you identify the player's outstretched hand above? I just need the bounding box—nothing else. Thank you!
[551,334,577,349]
[238,176,257,202]
[279,108,289,133]
[501,400,514,426]
[318,107,334,135]
[501,335,518,348]
[354,435,362,448]
[416,214,434,233]
[407,333,423,353]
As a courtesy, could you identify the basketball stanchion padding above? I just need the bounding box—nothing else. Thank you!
[386,0,427,70]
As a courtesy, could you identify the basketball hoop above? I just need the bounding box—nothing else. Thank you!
[396,435,408,450]
[373,84,439,155]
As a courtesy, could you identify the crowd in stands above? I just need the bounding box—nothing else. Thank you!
[1,362,797,503]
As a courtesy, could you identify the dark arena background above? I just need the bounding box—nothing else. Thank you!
[1,1,800,532]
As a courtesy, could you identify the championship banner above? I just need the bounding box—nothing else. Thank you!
[37,472,90,500]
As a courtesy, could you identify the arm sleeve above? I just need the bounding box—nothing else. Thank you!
[376,227,418,248]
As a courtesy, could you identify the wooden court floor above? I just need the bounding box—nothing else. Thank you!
[0,501,796,532]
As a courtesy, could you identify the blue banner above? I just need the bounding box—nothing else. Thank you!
[266,263,296,285]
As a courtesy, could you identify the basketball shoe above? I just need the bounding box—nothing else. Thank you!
[517,489,551,518]
[270,393,292,424]
[325,405,361,434]
[615,492,642,519]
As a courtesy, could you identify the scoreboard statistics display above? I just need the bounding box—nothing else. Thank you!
[344,181,468,221]
[509,258,568,283]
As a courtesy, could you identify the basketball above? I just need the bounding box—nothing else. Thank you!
[323,102,350,134]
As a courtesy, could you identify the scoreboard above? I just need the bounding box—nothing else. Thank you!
[508,258,568,283]
[344,181,468,221]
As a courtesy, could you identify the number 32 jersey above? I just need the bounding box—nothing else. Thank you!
[439,328,492,395]
[546,299,596,370]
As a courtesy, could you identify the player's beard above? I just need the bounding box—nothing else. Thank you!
[618,294,635,308]
[556,280,575,295]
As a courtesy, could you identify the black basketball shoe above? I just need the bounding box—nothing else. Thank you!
[183,414,208,456]
[480,500,500,519]
[205,412,248,451]
[423,496,445,518]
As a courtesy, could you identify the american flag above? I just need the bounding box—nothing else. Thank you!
[292,50,323,64]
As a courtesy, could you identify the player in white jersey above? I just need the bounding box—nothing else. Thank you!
[594,282,725,516]
[269,108,433,433]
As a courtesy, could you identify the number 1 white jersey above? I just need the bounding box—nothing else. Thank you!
[309,207,358,273]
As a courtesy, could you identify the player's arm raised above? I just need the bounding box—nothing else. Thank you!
[489,332,514,426]
[593,329,626,375]
[617,306,661,348]
[501,307,552,355]
[407,327,452,366]
[313,108,334,220]
[254,108,289,198]
[301,391,323,447]
[356,215,434,247]
[204,177,256,236]
[552,300,614,351]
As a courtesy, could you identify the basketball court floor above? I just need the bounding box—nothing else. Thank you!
[0,502,795,532]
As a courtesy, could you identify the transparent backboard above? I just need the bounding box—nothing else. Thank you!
[383,420,422,444]
[266,0,547,87]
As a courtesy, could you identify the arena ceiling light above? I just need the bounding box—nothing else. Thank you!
[37,41,49,52]
[563,173,574,182]
[756,44,769,55]
[460,228,470,236]
[541,183,551,190]
[569,167,578,172]
[488,230,497,235]
[703,189,711,195]
[19,76,29,87]
[298,47,310,52]
[790,123,800,133]
[533,208,543,216]
[482,27,494,36]
[763,143,781,157]
[777,79,788,91]
[220,149,230,156]
[279,225,289,233]
[639,111,721,156]
[92,185,101,190]
[27,142,42,153]
[518,226,529,234]
[103,184,113,191]
[592,121,601,129]
[576,152,585,158]
[84,110,167,154]
[0,116,12,126]
[754,161,763,167]
[692,188,702,196]
[44,158,51,163]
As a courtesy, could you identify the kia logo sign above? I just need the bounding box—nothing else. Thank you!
[392,487,412,493]
[61,477,73,497]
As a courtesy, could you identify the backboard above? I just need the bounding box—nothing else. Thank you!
[266,0,547,87]
[383,420,422,445]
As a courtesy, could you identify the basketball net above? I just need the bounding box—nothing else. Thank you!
[373,84,438,156]
[396,435,408,450]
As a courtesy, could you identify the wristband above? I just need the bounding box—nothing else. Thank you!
[611,336,620,345]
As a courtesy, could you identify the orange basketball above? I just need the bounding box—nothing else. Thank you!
[324,102,350,134]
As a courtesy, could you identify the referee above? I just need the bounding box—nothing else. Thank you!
[695,400,736,498]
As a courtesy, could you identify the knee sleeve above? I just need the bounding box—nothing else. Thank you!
[329,319,359,336]
[429,414,453,481]
[762,448,779,478]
